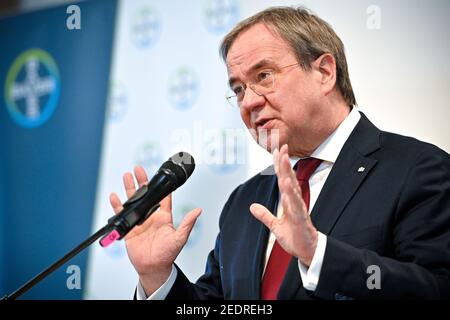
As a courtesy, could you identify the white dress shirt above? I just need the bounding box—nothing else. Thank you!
[137,107,361,299]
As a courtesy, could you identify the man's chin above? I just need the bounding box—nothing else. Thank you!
[247,127,284,152]
[256,131,283,153]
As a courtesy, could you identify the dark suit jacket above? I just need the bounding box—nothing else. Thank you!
[166,113,450,300]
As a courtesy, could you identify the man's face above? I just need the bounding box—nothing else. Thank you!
[226,23,324,156]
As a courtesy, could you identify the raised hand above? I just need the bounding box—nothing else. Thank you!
[109,165,202,295]
[249,144,318,266]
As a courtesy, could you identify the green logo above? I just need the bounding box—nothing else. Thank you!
[4,49,60,128]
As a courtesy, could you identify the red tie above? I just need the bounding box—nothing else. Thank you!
[261,157,323,300]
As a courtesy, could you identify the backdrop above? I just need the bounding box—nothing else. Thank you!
[0,0,117,299]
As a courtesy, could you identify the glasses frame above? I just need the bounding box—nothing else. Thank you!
[225,62,299,108]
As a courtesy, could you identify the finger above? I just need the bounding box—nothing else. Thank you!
[280,144,288,157]
[123,172,137,199]
[160,194,172,213]
[176,208,202,243]
[280,150,295,179]
[273,147,280,175]
[282,177,306,217]
[249,203,276,231]
[159,194,173,225]
[281,191,298,222]
[280,192,290,216]
[276,145,288,191]
[134,165,148,187]
[109,192,123,214]
[284,178,310,224]
[280,152,299,191]
[277,145,292,178]
[279,152,289,179]
[277,152,293,194]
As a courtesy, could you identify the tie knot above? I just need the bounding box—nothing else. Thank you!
[295,158,322,181]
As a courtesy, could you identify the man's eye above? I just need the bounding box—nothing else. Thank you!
[257,71,272,82]
[232,85,244,95]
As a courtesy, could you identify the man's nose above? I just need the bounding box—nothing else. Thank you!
[240,87,266,111]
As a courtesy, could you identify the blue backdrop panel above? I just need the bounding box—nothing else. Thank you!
[0,0,117,299]
[0,154,5,294]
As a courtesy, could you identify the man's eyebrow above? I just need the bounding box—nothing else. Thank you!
[249,58,275,72]
[228,58,275,87]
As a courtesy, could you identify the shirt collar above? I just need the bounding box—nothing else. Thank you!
[311,107,361,163]
[290,107,361,166]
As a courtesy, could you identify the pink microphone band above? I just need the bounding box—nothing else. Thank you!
[100,229,121,247]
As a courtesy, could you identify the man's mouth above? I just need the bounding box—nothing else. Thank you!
[255,118,275,130]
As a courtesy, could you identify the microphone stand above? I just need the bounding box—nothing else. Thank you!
[2,225,110,300]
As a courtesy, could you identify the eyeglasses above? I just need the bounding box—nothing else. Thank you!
[225,62,299,108]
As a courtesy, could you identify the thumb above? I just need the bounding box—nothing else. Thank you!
[250,203,276,231]
[175,208,202,244]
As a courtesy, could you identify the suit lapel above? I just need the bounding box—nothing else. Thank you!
[278,113,381,299]
[250,172,279,299]
[311,113,380,235]
[311,149,377,234]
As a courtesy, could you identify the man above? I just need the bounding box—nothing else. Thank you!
[110,7,450,299]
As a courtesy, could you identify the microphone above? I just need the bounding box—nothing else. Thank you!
[99,151,195,247]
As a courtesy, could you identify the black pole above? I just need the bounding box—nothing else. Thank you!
[2,225,110,300]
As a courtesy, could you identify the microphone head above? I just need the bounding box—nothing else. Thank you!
[161,152,195,186]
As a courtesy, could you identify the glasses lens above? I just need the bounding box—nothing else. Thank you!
[226,95,239,108]
[258,73,275,91]
[250,72,275,97]
[226,89,239,108]
[225,72,276,108]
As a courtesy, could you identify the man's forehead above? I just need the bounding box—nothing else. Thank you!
[226,49,275,71]
[227,56,276,77]
[225,23,293,75]
[226,47,294,85]
[227,26,284,61]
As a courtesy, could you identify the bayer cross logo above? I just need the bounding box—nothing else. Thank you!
[103,240,127,259]
[107,81,128,122]
[168,67,198,110]
[130,5,161,49]
[4,49,60,128]
[204,0,239,34]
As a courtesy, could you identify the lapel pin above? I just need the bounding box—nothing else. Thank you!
[357,166,365,173]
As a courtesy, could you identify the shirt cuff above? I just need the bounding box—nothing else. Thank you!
[298,232,327,291]
[135,265,178,300]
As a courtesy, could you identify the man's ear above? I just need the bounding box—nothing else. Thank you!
[313,53,337,95]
